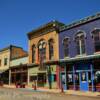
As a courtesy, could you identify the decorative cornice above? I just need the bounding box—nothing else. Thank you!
[27,20,65,39]
[60,13,100,32]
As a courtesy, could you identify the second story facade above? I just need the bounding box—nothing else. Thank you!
[0,45,28,70]
[27,21,65,64]
[59,13,100,59]
[0,47,10,70]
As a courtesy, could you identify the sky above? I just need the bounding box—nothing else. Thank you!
[0,0,100,51]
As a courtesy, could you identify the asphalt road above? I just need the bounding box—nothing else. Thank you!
[0,88,100,100]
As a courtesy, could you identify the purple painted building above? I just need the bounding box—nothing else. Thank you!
[59,13,100,92]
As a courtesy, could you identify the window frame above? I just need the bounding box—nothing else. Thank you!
[75,31,86,55]
[48,39,54,60]
[63,37,70,57]
[91,29,100,53]
[0,59,1,67]
[32,44,36,63]
[4,58,8,66]
[38,39,46,62]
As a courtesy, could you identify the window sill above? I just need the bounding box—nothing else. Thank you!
[75,54,86,58]
[64,57,70,59]
[94,52,100,55]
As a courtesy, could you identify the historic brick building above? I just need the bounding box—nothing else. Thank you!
[27,21,65,89]
[59,13,100,92]
[0,45,28,85]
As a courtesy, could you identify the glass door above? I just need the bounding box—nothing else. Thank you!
[79,71,89,91]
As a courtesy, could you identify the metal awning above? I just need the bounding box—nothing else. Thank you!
[38,70,47,74]
[0,69,9,74]
[30,73,37,76]
[60,54,100,63]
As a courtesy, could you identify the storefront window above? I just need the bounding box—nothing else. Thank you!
[54,74,56,82]
[68,73,73,85]
[30,76,37,82]
[81,72,86,82]
[94,71,100,84]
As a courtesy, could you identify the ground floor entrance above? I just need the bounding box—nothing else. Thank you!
[28,64,59,89]
[37,73,47,87]
[0,70,9,84]
[67,71,90,91]
[60,58,100,92]
[10,66,28,85]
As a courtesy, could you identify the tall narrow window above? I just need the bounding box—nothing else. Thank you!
[92,29,100,52]
[0,59,1,66]
[38,39,46,62]
[75,31,85,55]
[32,44,36,63]
[63,38,69,57]
[4,58,8,66]
[48,39,54,60]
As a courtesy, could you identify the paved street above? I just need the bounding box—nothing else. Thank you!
[0,88,100,100]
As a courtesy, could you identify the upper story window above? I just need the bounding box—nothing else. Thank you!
[32,44,36,63]
[0,59,1,66]
[48,39,54,60]
[91,29,100,52]
[38,39,46,62]
[4,58,8,66]
[63,37,69,57]
[75,31,86,55]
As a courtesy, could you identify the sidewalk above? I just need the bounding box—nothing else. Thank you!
[65,90,100,97]
[3,85,100,97]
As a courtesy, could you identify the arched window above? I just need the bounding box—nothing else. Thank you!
[75,31,85,55]
[63,37,69,57]
[32,44,36,63]
[48,39,54,60]
[38,39,46,62]
[91,29,100,52]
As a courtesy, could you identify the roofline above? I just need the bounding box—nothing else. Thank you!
[0,45,11,52]
[60,12,100,32]
[11,54,28,60]
[0,45,26,52]
[27,20,65,36]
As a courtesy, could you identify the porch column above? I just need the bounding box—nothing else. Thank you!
[9,69,11,85]
[73,65,75,90]
[27,70,30,85]
[65,65,67,90]
[90,64,94,92]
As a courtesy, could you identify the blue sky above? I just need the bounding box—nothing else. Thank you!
[0,0,100,51]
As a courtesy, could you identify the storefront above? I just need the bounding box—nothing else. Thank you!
[10,65,28,85]
[28,63,58,89]
[60,55,100,92]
